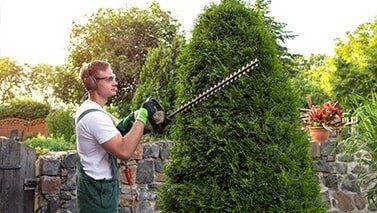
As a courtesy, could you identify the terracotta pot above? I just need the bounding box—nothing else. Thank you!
[309,127,330,143]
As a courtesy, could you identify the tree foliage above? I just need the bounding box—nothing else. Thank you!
[254,0,297,76]
[158,0,325,211]
[66,3,181,113]
[51,65,84,105]
[24,63,60,104]
[331,18,377,110]
[131,36,185,113]
[0,98,51,120]
[291,54,333,107]
[0,57,25,103]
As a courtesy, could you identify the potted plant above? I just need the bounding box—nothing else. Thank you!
[303,101,346,143]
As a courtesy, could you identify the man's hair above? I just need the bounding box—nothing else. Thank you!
[80,60,110,91]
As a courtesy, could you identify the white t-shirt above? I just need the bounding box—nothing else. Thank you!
[75,100,119,180]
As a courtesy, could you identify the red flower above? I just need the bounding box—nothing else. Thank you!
[304,101,346,131]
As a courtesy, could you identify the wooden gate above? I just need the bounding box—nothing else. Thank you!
[0,138,36,212]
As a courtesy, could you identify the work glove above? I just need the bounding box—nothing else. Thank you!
[116,110,149,136]
[116,111,137,136]
[116,97,167,135]
[138,97,167,134]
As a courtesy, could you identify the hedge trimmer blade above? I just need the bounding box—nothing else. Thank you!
[167,59,259,120]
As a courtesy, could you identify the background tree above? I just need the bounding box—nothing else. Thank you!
[51,65,84,106]
[25,63,56,102]
[0,57,25,103]
[291,54,333,107]
[159,0,325,211]
[331,18,377,110]
[254,0,297,77]
[66,3,181,114]
[131,36,185,114]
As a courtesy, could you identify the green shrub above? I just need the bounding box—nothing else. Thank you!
[46,108,74,141]
[158,0,325,212]
[24,135,75,152]
[0,98,51,120]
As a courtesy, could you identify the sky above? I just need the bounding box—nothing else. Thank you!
[0,0,376,66]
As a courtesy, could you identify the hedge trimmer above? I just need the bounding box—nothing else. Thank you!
[151,58,259,131]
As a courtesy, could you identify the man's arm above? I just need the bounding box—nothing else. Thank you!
[100,120,145,161]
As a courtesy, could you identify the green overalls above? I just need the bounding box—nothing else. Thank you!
[76,109,120,213]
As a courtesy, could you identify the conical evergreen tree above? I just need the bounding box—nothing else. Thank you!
[159,0,325,212]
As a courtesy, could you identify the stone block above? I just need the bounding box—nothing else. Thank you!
[62,152,77,168]
[61,200,76,212]
[341,174,360,193]
[67,167,76,180]
[40,176,61,194]
[61,180,76,191]
[320,141,336,156]
[36,156,60,176]
[120,185,137,195]
[48,196,60,213]
[310,142,320,158]
[137,187,157,201]
[322,174,338,190]
[119,194,134,207]
[137,201,153,213]
[332,191,354,212]
[313,159,332,173]
[159,141,173,160]
[353,194,366,210]
[59,191,73,200]
[136,160,154,184]
[154,159,163,173]
[132,144,143,160]
[335,162,347,174]
[337,154,354,162]
[143,144,159,159]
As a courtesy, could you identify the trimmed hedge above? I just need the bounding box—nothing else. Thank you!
[0,98,51,120]
[158,0,325,212]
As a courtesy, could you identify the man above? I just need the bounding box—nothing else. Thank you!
[75,60,161,212]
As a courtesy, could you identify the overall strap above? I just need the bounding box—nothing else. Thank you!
[76,108,119,181]
[77,108,102,123]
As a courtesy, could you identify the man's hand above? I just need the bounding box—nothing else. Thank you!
[116,111,137,136]
[116,97,167,135]
[138,97,167,134]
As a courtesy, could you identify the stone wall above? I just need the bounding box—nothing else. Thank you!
[34,138,375,212]
[34,140,173,213]
[311,136,376,212]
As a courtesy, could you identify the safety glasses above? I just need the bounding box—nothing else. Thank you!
[95,74,116,83]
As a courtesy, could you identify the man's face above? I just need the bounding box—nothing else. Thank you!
[94,67,118,98]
